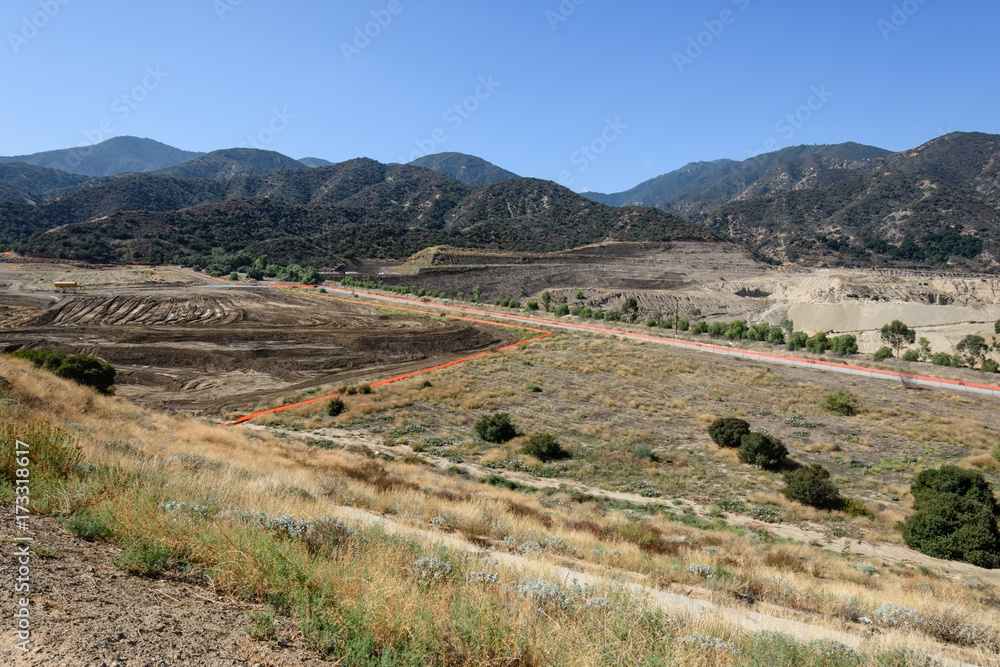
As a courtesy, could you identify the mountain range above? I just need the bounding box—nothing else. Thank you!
[1,132,999,270]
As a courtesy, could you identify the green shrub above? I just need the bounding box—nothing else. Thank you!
[708,322,726,337]
[782,465,843,510]
[632,443,654,460]
[901,349,920,362]
[982,359,1000,374]
[247,607,278,642]
[767,327,786,345]
[902,494,1000,568]
[117,538,171,576]
[9,349,116,395]
[522,433,570,462]
[738,433,788,470]
[326,398,346,417]
[806,332,830,354]
[677,319,690,332]
[707,418,750,449]
[475,413,518,443]
[646,318,658,327]
[725,320,748,340]
[829,334,858,356]
[820,388,858,416]
[786,331,809,351]
[910,465,999,514]
[65,510,113,542]
[902,466,1000,568]
[692,321,710,335]
[872,346,893,361]
[554,304,570,317]
[745,322,770,342]
[525,301,539,311]
[931,352,953,366]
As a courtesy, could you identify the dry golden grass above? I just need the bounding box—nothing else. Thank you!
[4,332,1000,665]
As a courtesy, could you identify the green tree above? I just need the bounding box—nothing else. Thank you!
[829,334,858,356]
[326,397,346,417]
[708,322,727,337]
[780,317,794,337]
[541,291,552,311]
[880,320,916,357]
[692,321,710,335]
[745,322,771,342]
[623,296,639,323]
[301,266,322,285]
[956,334,989,369]
[525,301,539,311]
[918,337,933,362]
[767,327,786,345]
[806,332,830,354]
[708,418,750,449]
[472,285,482,303]
[873,346,893,361]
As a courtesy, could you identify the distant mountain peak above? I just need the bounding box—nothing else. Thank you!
[409,152,518,188]
[154,148,307,179]
[0,136,204,177]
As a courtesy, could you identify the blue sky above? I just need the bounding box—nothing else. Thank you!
[2,0,998,193]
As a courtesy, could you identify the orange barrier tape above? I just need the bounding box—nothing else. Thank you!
[220,287,552,426]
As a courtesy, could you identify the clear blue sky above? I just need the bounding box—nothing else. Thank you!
[2,0,998,193]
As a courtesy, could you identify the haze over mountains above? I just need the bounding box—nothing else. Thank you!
[1,132,999,271]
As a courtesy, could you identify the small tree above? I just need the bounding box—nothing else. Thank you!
[522,433,570,462]
[708,322,727,337]
[780,317,794,337]
[806,332,830,354]
[623,296,639,323]
[767,327,786,345]
[880,320,916,357]
[302,267,322,285]
[829,334,858,356]
[472,285,482,303]
[692,321,710,335]
[475,413,518,443]
[738,433,788,470]
[786,331,809,351]
[525,301,539,311]
[918,337,933,362]
[708,418,750,448]
[782,464,844,510]
[820,388,858,416]
[541,291,552,311]
[956,334,989,369]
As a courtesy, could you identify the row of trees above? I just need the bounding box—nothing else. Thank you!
[876,320,1000,372]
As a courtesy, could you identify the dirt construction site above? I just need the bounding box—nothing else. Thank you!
[0,261,509,414]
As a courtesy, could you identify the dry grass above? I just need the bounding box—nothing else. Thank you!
[3,336,1000,665]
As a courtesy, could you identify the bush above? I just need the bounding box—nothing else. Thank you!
[707,417,750,448]
[646,318,658,327]
[692,321,710,335]
[554,304,570,317]
[806,332,830,354]
[902,466,1000,568]
[677,319,690,332]
[820,388,858,416]
[902,494,1000,568]
[708,322,726,337]
[873,346,893,361]
[522,433,570,462]
[725,320,748,340]
[767,326,786,345]
[786,331,809,351]
[65,510,113,542]
[525,301,539,311]
[983,359,1000,374]
[9,349,116,395]
[326,397,346,417]
[475,413,518,443]
[901,349,920,362]
[738,433,788,470]
[829,334,858,356]
[782,464,844,510]
[117,538,171,576]
[931,352,955,366]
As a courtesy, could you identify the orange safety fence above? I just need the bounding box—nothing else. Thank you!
[220,287,552,426]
